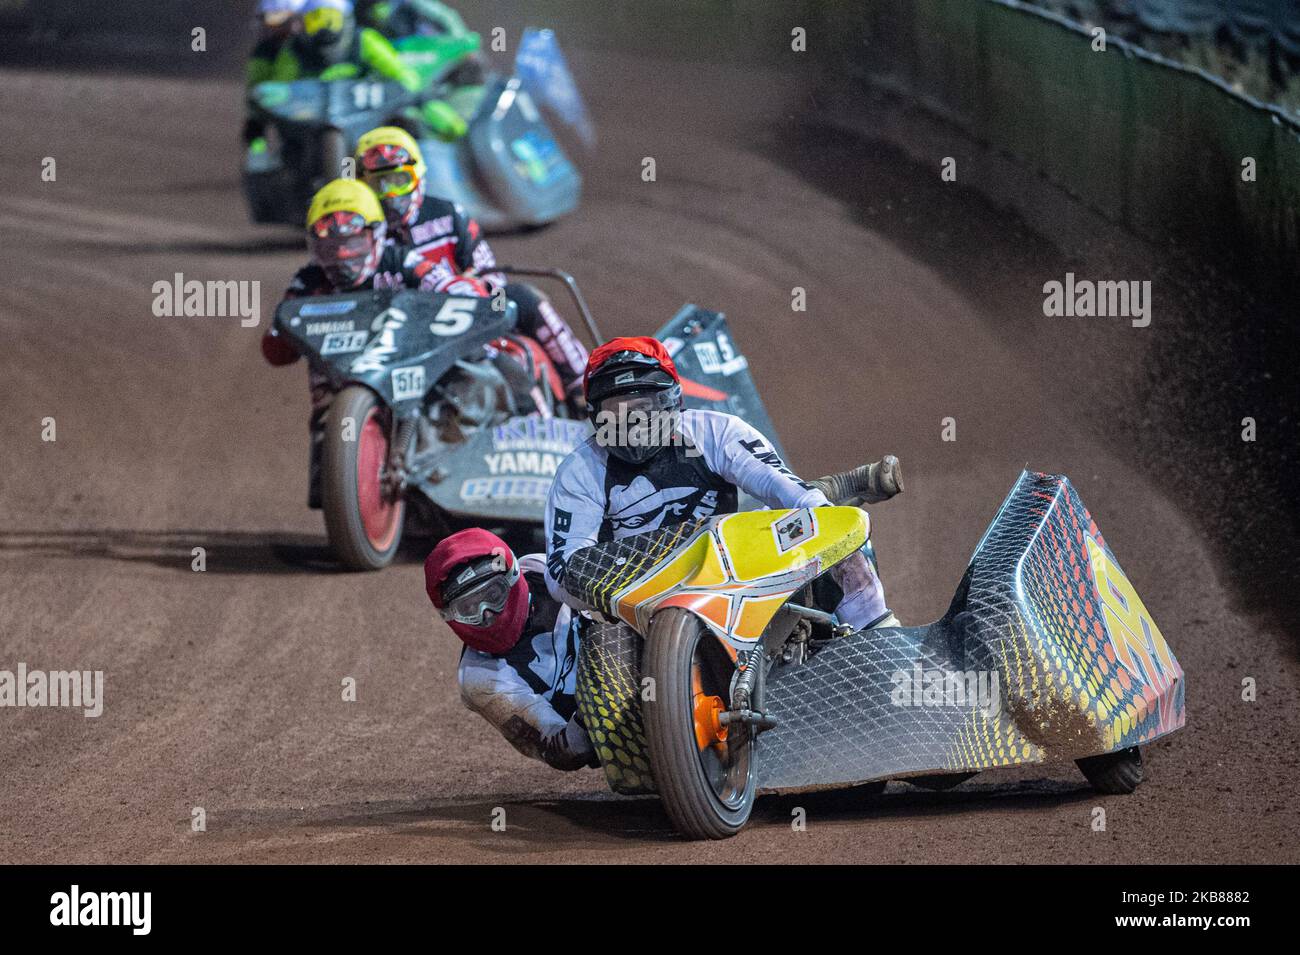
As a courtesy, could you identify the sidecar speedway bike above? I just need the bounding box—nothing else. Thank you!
[564,471,1186,839]
[244,30,586,230]
[271,269,783,570]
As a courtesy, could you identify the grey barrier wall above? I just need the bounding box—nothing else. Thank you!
[828,0,1300,283]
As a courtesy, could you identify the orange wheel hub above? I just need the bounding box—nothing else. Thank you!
[692,665,728,750]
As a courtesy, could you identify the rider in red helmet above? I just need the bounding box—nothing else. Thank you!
[425,528,596,771]
[544,336,901,632]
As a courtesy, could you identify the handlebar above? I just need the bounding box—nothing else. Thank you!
[493,266,604,347]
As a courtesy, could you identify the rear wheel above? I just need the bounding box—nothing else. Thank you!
[322,386,405,571]
[643,609,757,839]
[1076,746,1144,794]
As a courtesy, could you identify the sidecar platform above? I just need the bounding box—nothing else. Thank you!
[421,77,582,233]
[576,471,1186,796]
[759,472,1185,792]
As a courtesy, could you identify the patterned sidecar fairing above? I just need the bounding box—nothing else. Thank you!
[574,471,1186,795]
[759,470,1186,791]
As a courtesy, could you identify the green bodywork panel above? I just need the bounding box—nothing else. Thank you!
[394,32,482,89]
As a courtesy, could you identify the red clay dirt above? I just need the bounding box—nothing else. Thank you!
[0,33,1296,864]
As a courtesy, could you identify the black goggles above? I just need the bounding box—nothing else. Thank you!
[594,386,680,421]
[586,353,676,406]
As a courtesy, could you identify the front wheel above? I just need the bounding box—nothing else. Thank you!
[321,386,405,571]
[642,609,757,839]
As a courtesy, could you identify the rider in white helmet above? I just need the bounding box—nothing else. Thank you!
[244,0,308,154]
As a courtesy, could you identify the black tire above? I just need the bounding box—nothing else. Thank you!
[321,128,346,181]
[1076,746,1144,794]
[908,772,977,791]
[642,609,757,839]
[321,386,405,571]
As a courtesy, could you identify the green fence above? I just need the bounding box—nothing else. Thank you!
[830,0,1300,279]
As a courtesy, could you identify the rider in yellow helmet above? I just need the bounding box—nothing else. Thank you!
[355,126,591,413]
[262,177,437,508]
[303,177,390,289]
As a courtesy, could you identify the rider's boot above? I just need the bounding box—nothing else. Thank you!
[812,455,904,507]
[831,548,890,631]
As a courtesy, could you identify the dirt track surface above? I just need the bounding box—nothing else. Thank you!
[1,16,1297,864]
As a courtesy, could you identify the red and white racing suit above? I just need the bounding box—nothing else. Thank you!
[394,197,589,404]
[543,409,889,628]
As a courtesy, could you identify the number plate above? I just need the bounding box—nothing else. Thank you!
[390,365,426,401]
[320,330,370,355]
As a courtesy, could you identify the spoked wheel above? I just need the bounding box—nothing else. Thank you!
[321,386,406,571]
[643,608,757,839]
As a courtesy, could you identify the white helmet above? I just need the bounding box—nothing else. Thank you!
[257,0,307,16]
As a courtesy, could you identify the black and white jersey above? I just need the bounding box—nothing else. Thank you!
[457,555,592,769]
[543,409,830,608]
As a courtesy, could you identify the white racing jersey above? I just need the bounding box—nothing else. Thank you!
[544,409,837,609]
[456,554,594,770]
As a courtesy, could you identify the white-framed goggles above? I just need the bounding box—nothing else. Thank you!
[439,556,520,626]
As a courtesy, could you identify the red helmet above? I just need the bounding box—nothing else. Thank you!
[424,529,529,655]
[584,336,683,464]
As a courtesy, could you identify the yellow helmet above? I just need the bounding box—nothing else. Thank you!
[305,177,384,230]
[305,178,387,290]
[356,126,428,178]
[355,126,428,228]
